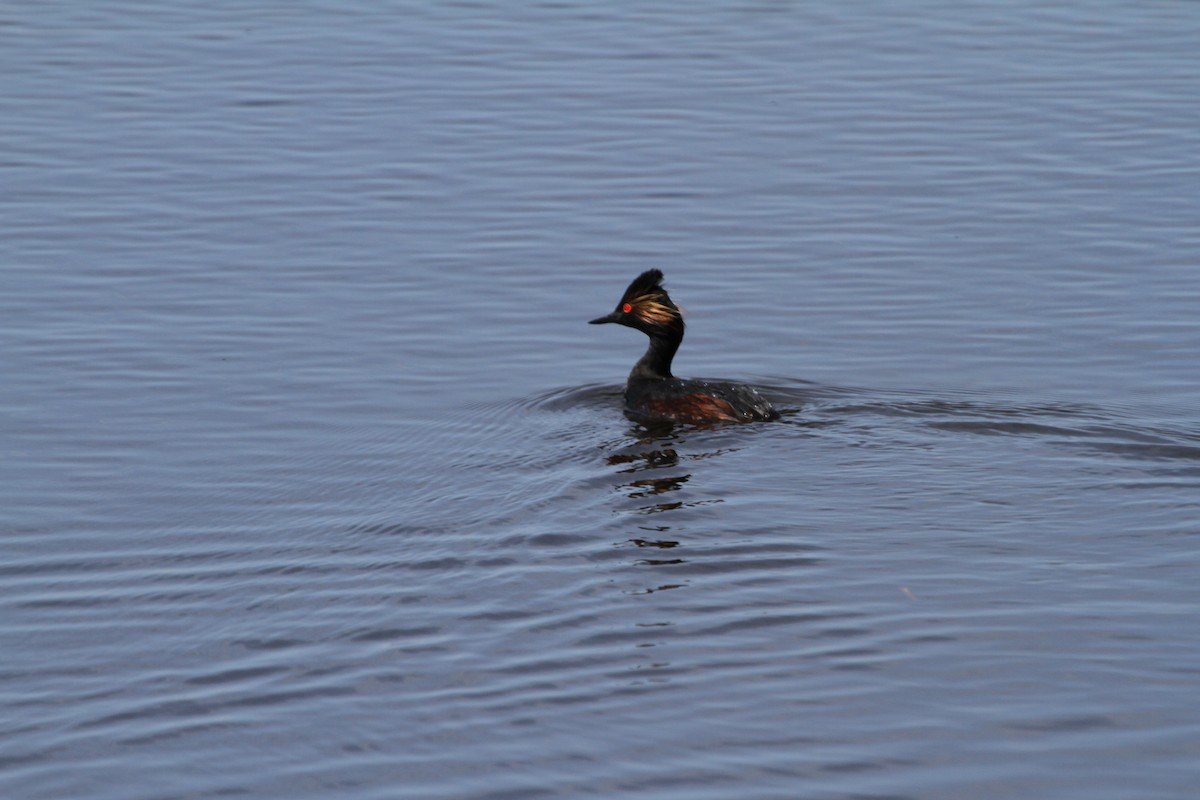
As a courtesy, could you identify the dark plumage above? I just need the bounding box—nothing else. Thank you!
[589,270,778,424]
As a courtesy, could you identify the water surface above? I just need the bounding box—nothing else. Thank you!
[3,2,1200,799]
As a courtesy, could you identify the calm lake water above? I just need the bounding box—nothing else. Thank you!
[4,2,1200,798]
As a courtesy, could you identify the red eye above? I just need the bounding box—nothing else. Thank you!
[622,303,632,313]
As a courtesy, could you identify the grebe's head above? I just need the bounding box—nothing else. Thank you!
[589,269,683,336]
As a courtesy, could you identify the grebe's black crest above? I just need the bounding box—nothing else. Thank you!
[588,269,683,335]
[590,270,778,425]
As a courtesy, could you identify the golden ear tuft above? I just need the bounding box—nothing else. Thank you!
[630,293,679,326]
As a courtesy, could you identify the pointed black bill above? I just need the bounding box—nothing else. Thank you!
[589,311,621,325]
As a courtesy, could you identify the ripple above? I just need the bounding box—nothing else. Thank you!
[4,2,1200,798]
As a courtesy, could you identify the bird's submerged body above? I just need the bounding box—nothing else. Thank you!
[625,376,778,425]
[590,269,779,425]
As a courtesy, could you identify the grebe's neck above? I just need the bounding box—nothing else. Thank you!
[629,329,680,381]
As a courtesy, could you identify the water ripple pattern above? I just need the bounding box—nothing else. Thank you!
[3,2,1200,800]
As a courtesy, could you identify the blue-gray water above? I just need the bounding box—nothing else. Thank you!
[4,3,1200,798]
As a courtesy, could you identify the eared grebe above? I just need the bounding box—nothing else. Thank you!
[590,269,779,424]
